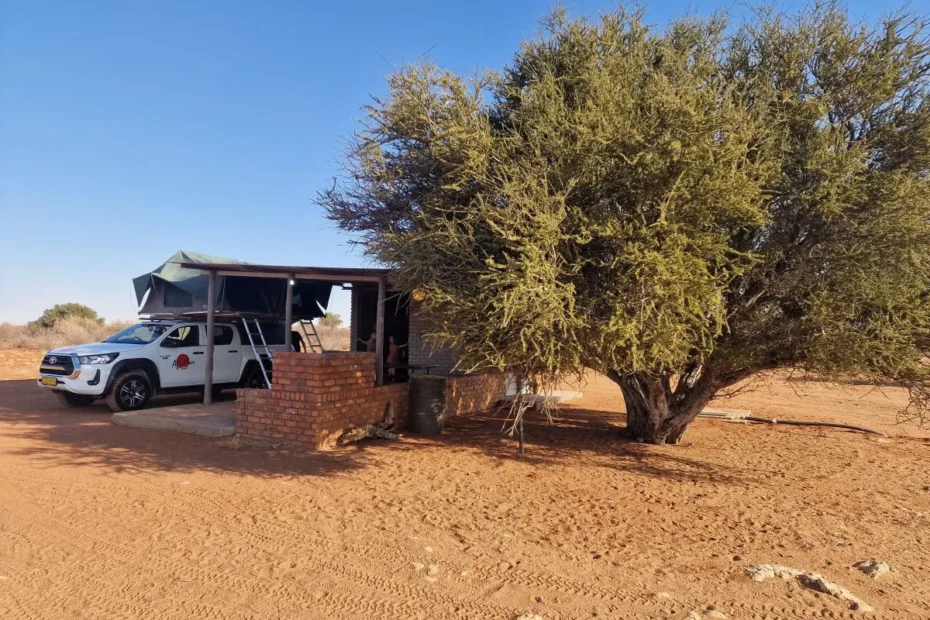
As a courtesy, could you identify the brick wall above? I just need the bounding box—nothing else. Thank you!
[445,372,506,417]
[236,352,408,450]
[408,300,458,375]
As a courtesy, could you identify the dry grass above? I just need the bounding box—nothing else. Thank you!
[316,325,350,351]
[0,319,350,353]
[0,318,134,351]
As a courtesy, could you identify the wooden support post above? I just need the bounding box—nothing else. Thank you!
[350,288,359,352]
[204,270,217,405]
[375,276,385,386]
[284,275,294,351]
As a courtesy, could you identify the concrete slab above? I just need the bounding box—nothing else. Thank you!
[500,390,584,409]
[698,407,751,420]
[111,402,236,437]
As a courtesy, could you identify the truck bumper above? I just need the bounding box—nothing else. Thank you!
[38,361,110,397]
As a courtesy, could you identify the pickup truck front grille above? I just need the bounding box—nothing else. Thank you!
[41,354,75,376]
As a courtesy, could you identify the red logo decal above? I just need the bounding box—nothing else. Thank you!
[173,354,192,370]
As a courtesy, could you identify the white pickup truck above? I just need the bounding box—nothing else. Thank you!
[37,319,295,412]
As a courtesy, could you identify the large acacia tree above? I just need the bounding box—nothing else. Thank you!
[321,4,930,444]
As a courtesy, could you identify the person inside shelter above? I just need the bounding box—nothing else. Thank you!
[386,336,408,378]
[358,331,377,352]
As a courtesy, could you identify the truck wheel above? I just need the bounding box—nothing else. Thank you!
[242,365,270,389]
[106,371,152,412]
[54,392,96,408]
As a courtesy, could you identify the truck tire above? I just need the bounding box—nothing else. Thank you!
[54,392,96,408]
[242,364,270,389]
[106,370,152,412]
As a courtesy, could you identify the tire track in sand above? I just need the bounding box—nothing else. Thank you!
[3,480,520,620]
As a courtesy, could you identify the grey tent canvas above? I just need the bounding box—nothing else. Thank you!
[134,250,331,319]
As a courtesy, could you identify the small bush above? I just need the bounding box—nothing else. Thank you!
[318,312,344,328]
[30,303,104,329]
[0,318,134,350]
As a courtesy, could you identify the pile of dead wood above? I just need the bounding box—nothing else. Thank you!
[336,403,400,446]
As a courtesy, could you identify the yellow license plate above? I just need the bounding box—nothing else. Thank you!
[40,377,58,386]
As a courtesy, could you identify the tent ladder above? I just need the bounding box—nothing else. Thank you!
[298,320,325,354]
[242,318,273,388]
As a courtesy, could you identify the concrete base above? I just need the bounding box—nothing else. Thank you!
[698,407,751,420]
[500,390,584,410]
[112,402,236,437]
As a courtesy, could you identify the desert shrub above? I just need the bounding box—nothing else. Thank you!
[318,312,344,328]
[30,303,104,329]
[0,318,134,350]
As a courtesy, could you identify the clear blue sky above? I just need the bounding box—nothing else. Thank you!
[0,0,885,323]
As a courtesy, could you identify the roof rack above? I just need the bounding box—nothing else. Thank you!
[138,312,294,323]
[178,310,287,320]
[137,315,185,322]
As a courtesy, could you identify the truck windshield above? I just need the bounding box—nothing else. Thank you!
[105,323,170,345]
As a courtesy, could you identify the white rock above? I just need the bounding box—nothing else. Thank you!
[745,564,802,582]
[704,611,727,619]
[745,564,873,613]
[515,614,543,620]
[854,559,891,579]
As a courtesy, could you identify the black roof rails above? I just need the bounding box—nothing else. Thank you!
[138,311,288,321]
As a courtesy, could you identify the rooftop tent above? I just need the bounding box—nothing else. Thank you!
[133,250,233,313]
[134,250,331,319]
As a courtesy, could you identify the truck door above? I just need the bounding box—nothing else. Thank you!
[157,325,206,387]
[209,324,241,384]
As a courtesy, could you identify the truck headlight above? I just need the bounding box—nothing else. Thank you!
[78,353,119,365]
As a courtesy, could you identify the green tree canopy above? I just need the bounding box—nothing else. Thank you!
[321,4,930,444]
[318,312,344,328]
[31,303,105,329]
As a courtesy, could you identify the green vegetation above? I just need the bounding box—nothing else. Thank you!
[0,318,133,350]
[321,4,930,444]
[30,303,104,329]
[318,312,344,328]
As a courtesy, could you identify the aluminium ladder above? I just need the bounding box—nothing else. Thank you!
[297,320,325,354]
[242,318,273,388]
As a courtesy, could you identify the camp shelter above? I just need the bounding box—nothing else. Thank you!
[133,250,332,320]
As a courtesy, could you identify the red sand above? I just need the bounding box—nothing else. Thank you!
[1,355,929,619]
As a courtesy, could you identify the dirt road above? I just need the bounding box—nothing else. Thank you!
[2,366,929,619]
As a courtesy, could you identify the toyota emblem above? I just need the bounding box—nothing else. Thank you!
[48,356,57,365]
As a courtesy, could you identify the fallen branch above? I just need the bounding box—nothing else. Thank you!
[337,424,399,445]
[745,564,872,613]
[336,402,400,445]
[742,416,886,437]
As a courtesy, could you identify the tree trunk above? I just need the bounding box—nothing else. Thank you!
[607,369,721,445]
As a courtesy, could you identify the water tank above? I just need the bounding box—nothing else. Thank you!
[408,375,447,435]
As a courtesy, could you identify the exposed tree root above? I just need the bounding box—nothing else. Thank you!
[742,416,886,437]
